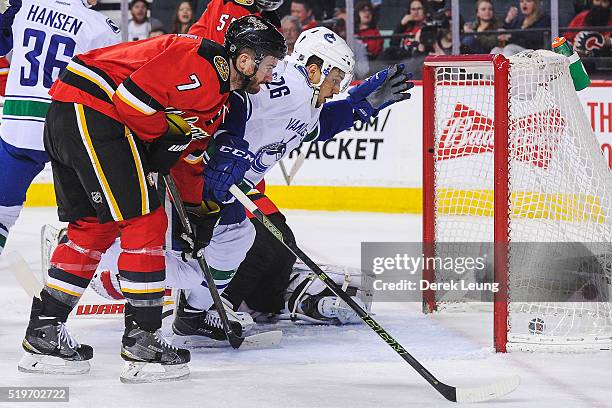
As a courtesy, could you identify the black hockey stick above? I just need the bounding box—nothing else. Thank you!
[229,185,519,403]
[162,175,281,350]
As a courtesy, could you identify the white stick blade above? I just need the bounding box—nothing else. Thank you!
[239,330,283,350]
[455,375,520,403]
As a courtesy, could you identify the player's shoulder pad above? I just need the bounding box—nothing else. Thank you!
[225,0,260,13]
[197,39,231,94]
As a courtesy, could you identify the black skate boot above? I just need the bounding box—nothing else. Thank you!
[120,314,190,383]
[18,297,93,375]
[172,291,253,341]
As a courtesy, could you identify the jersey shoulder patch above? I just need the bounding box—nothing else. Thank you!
[197,39,231,94]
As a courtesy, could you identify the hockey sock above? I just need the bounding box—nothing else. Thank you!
[0,222,7,255]
[0,138,49,255]
[44,218,118,311]
[118,207,167,332]
[186,267,235,311]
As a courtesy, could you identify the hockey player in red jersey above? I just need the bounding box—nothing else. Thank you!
[19,16,286,383]
[189,0,283,43]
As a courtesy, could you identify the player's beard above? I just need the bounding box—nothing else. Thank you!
[246,79,262,94]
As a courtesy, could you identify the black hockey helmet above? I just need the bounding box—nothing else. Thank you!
[256,0,284,11]
[224,15,287,66]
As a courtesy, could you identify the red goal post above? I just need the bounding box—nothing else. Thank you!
[422,54,510,352]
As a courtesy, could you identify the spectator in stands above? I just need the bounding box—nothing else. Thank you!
[291,0,317,31]
[492,0,550,56]
[171,1,195,34]
[128,0,164,41]
[332,18,370,79]
[564,0,611,45]
[462,0,501,53]
[402,25,452,79]
[355,0,383,60]
[390,0,427,50]
[149,20,167,38]
[281,15,301,55]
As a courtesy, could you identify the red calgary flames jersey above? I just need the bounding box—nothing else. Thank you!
[189,0,280,44]
[50,35,231,142]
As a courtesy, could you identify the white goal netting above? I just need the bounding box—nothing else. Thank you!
[429,50,612,351]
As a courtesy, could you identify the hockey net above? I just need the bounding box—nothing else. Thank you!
[422,51,612,352]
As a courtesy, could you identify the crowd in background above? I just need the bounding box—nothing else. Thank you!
[112,0,612,79]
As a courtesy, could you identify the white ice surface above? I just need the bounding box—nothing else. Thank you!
[0,208,611,408]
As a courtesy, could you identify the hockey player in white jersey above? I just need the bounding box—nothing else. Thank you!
[76,27,411,341]
[169,26,412,338]
[0,0,120,257]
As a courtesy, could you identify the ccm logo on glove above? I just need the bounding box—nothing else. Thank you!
[218,145,255,162]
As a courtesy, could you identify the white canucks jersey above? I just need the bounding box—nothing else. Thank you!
[223,63,322,188]
[1,0,121,150]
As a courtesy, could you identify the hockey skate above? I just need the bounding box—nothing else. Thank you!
[172,291,253,342]
[120,315,190,383]
[18,298,92,375]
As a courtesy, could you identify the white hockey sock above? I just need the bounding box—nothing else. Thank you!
[0,205,23,254]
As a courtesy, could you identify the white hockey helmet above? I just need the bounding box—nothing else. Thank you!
[256,0,284,11]
[289,27,355,105]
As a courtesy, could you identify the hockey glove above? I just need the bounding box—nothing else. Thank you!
[146,113,192,175]
[347,64,414,122]
[0,0,21,30]
[203,134,252,204]
[176,201,220,259]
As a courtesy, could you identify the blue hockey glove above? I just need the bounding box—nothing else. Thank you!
[0,0,22,30]
[347,64,414,122]
[203,134,252,204]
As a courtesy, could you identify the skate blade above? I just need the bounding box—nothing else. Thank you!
[18,353,90,375]
[120,362,190,384]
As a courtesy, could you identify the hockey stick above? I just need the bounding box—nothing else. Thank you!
[162,175,282,350]
[5,251,44,298]
[278,159,291,185]
[229,184,519,403]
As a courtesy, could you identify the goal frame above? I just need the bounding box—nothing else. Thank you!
[422,54,510,352]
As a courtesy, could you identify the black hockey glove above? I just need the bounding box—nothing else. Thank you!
[146,113,192,175]
[176,200,221,260]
